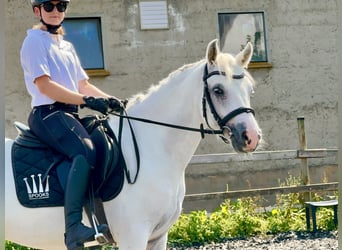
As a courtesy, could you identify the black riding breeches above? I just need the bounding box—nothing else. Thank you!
[28,103,96,167]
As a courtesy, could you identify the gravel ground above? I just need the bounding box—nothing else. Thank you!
[168,231,338,250]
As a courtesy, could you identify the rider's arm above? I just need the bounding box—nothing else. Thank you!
[34,75,85,105]
[78,79,111,98]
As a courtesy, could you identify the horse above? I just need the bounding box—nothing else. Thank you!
[5,39,261,249]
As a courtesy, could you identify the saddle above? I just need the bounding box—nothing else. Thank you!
[11,116,125,208]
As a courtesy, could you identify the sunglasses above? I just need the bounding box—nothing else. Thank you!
[41,2,68,13]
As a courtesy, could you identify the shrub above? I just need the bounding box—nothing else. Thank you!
[168,175,338,247]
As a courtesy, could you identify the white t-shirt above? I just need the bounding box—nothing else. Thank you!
[20,29,88,107]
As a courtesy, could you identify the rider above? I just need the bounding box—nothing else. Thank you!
[21,0,123,249]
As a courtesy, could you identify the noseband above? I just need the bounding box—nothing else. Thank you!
[202,64,255,135]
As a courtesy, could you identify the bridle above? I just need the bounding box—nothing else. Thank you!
[202,64,255,142]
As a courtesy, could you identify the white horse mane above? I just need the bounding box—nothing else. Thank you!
[126,50,256,109]
[126,60,204,108]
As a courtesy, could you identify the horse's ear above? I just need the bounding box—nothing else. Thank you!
[206,39,220,65]
[235,42,253,68]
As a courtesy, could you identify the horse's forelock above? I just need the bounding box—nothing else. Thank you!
[215,53,235,77]
[215,52,256,86]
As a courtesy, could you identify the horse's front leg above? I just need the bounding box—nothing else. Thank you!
[147,234,168,250]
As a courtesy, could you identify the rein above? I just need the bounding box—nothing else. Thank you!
[110,110,223,139]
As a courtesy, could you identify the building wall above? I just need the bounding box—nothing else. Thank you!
[5,1,338,205]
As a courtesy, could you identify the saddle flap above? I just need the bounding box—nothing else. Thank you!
[90,125,118,191]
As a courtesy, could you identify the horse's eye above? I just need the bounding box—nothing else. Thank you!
[213,86,224,96]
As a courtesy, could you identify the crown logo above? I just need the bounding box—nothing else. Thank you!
[23,174,50,200]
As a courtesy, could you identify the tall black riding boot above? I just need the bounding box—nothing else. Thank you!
[64,155,108,250]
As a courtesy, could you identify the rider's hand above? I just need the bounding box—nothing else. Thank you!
[108,97,127,113]
[81,96,109,115]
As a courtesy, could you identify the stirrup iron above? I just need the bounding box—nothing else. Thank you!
[92,213,109,245]
[84,213,109,248]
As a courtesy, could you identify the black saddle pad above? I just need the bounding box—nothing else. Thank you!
[11,120,125,208]
[11,141,66,207]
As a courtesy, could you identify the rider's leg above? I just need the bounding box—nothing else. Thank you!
[64,155,107,250]
[28,108,108,249]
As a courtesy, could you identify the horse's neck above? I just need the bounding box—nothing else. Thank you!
[132,65,203,126]
[113,63,205,171]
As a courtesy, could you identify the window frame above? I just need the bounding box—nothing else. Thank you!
[217,11,272,69]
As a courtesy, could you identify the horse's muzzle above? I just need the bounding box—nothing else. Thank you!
[229,123,261,153]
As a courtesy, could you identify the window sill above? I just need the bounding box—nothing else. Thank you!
[86,69,111,77]
[248,62,272,69]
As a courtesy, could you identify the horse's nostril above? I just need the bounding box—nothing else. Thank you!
[242,131,252,145]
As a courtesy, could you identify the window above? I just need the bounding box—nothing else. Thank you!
[63,17,109,76]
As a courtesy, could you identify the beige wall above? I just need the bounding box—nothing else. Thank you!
[5,1,338,201]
